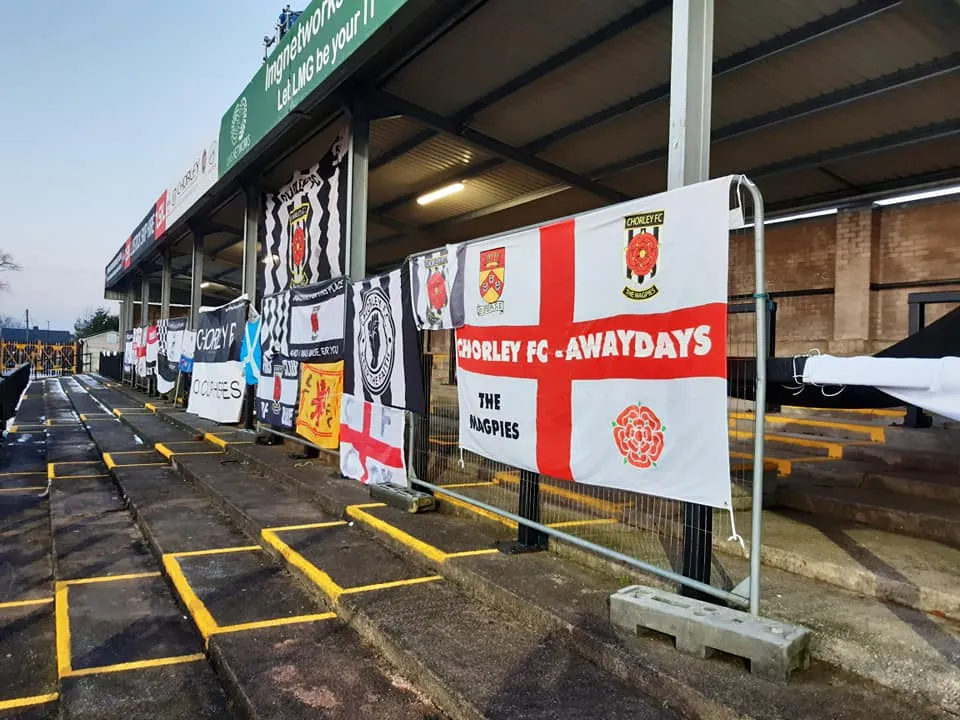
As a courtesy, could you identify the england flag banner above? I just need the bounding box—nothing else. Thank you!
[288,279,346,361]
[188,298,248,423]
[339,392,407,486]
[156,318,187,394]
[134,327,147,378]
[409,244,466,330]
[256,291,298,429]
[262,125,349,296]
[456,177,734,510]
[344,269,426,414]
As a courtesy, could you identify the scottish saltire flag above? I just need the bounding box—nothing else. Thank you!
[456,177,734,509]
[344,269,425,415]
[240,319,261,386]
[409,244,466,330]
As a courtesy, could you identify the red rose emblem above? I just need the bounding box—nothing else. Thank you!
[613,403,665,469]
[625,232,658,277]
[426,271,447,311]
[292,227,306,266]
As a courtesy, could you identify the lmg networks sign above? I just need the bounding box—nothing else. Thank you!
[219,0,407,175]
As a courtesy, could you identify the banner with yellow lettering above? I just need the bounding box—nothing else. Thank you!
[296,360,343,449]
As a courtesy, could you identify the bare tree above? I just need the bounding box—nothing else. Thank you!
[0,251,20,291]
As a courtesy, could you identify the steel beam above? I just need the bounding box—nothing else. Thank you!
[241,183,260,300]
[346,95,370,281]
[190,233,204,329]
[208,237,241,258]
[593,55,959,178]
[139,276,150,326]
[370,90,628,204]
[160,252,172,320]
[369,0,670,170]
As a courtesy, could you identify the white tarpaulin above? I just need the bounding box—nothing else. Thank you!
[188,298,248,423]
[803,355,960,422]
[339,392,407,486]
[456,177,734,509]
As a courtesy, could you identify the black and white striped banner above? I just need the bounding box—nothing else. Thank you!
[345,269,425,415]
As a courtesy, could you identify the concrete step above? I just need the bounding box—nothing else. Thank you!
[788,459,960,505]
[779,406,905,423]
[92,377,960,719]
[75,383,678,720]
[776,481,960,547]
[842,442,960,474]
[730,412,888,442]
[63,379,447,720]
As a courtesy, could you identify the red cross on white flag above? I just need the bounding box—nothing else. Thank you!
[456,177,734,509]
[339,392,407,485]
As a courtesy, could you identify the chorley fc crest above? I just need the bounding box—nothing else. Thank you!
[288,202,312,286]
[478,247,505,316]
[623,210,664,301]
[358,286,396,397]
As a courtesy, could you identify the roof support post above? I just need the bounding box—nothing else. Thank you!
[345,95,370,282]
[241,183,261,304]
[139,275,151,326]
[667,0,717,605]
[160,251,172,321]
[190,231,205,329]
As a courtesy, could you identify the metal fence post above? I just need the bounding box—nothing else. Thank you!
[516,470,548,550]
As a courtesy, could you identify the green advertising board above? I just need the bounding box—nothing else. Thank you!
[219,0,407,176]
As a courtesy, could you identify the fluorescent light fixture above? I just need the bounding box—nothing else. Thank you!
[200,281,212,289]
[417,182,465,206]
[741,207,837,229]
[873,184,960,207]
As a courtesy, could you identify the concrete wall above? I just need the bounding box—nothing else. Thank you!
[729,196,960,357]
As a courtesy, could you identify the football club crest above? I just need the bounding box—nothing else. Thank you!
[478,247,505,316]
[623,210,664,301]
[272,365,283,413]
[358,286,396,397]
[424,254,449,328]
[288,202,312,286]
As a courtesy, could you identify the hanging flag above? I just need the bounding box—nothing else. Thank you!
[187,298,248,423]
[344,269,425,414]
[261,125,349,296]
[156,318,187,394]
[240,319,262,385]
[288,278,346,361]
[134,327,148,378]
[256,290,297,429]
[123,330,134,373]
[179,330,196,373]
[145,325,159,376]
[455,177,734,509]
[339,392,407,486]
[409,244,466,329]
[295,361,343,448]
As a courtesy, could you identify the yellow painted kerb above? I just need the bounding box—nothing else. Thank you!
[0,693,59,712]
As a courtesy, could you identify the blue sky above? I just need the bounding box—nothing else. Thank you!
[0,1,281,330]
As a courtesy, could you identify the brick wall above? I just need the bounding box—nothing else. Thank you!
[743,196,960,357]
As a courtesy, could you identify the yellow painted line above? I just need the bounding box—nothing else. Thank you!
[203,433,227,449]
[262,529,345,602]
[65,653,206,678]
[494,472,627,516]
[113,409,123,417]
[0,597,53,609]
[155,443,173,459]
[339,575,443,596]
[170,545,261,559]
[61,572,161,587]
[439,482,496,489]
[346,504,447,565]
[436,490,517,529]
[265,520,348,533]
[0,471,45,477]
[163,555,218,643]
[729,429,843,458]
[790,406,904,418]
[101,450,160,456]
[55,585,71,677]
[730,451,792,477]
[155,442,221,459]
[144,403,157,412]
[731,412,886,442]
[0,486,46,494]
[547,518,618,529]
[429,437,460,446]
[47,464,53,481]
[103,453,117,470]
[7,425,14,433]
[213,613,336,637]
[52,474,111,481]
[0,692,59,712]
